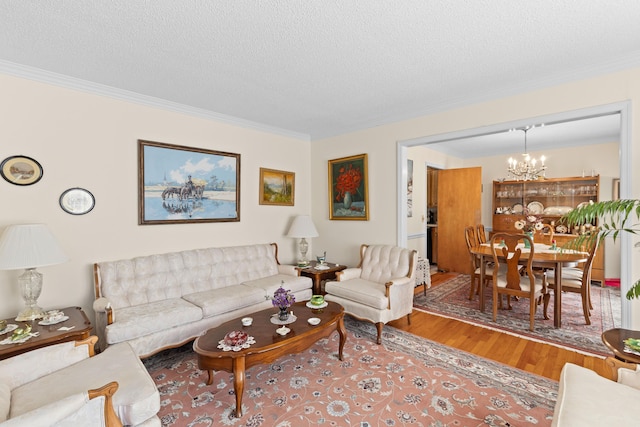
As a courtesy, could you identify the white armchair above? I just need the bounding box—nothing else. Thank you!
[324,244,417,344]
[0,336,160,427]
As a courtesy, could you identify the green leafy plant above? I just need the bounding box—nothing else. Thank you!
[562,199,640,299]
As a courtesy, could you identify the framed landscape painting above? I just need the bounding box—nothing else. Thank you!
[138,140,240,225]
[259,167,295,206]
[328,153,369,220]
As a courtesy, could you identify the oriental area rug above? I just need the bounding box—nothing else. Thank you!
[144,318,557,427]
[414,274,620,357]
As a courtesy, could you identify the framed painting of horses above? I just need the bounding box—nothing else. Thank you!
[259,167,295,206]
[138,139,240,225]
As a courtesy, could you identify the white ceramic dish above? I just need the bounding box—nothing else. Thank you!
[38,315,69,326]
[241,317,253,326]
[511,203,523,214]
[0,324,18,335]
[306,301,328,309]
[527,201,544,214]
[276,326,290,336]
[307,317,321,326]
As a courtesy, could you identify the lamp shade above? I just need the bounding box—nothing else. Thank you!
[286,215,319,238]
[0,224,68,270]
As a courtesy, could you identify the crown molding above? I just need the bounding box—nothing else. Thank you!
[0,60,311,142]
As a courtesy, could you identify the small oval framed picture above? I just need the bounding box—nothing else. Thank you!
[59,187,95,215]
[0,155,43,186]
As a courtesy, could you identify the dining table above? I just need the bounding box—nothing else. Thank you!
[470,242,589,328]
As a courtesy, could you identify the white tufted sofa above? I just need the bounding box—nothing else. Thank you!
[93,243,312,357]
[324,244,417,344]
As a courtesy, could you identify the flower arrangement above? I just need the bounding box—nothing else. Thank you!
[514,209,544,233]
[272,283,295,309]
[334,163,362,202]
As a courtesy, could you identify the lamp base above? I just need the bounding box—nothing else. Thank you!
[15,305,45,321]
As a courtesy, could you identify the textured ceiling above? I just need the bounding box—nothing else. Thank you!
[1,1,639,142]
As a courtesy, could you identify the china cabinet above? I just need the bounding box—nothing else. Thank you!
[492,175,603,283]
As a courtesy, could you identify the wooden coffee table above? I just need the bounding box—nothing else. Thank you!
[602,328,640,364]
[193,300,346,417]
[0,306,92,360]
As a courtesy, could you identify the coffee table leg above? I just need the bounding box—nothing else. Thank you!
[206,370,214,385]
[337,316,346,361]
[232,357,246,417]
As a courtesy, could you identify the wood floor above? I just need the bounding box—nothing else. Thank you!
[387,272,611,381]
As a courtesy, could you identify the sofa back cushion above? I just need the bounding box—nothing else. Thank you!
[96,243,279,309]
[0,382,9,422]
[359,245,415,284]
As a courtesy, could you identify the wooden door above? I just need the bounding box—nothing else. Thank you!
[437,167,482,274]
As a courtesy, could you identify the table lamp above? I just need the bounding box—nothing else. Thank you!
[0,224,68,321]
[286,215,318,267]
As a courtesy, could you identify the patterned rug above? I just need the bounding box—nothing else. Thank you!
[414,274,620,356]
[144,318,557,426]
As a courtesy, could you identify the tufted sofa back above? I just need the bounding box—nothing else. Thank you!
[359,245,416,284]
[95,243,279,309]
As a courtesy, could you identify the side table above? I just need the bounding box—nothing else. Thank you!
[297,261,347,295]
[601,328,640,364]
[0,306,92,360]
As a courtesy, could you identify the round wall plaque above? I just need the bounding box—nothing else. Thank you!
[59,187,95,215]
[0,155,43,186]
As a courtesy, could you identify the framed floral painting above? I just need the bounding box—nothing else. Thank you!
[328,153,369,220]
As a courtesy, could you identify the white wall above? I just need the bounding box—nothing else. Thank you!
[0,74,311,320]
[311,67,640,327]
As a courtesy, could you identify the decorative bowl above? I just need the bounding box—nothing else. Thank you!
[308,317,321,326]
[241,317,253,326]
[0,320,6,332]
[624,338,640,352]
[224,330,248,346]
[310,295,325,306]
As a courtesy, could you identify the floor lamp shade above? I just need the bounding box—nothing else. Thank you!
[286,215,319,267]
[0,224,69,320]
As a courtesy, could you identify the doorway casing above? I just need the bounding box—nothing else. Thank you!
[396,101,632,328]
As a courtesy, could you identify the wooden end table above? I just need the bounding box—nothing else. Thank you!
[296,261,347,294]
[602,328,640,364]
[0,306,92,360]
[193,300,345,417]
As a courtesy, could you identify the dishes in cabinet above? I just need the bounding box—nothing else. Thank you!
[555,224,568,234]
[543,206,573,215]
[526,201,544,214]
[511,203,523,214]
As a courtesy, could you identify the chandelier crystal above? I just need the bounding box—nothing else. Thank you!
[507,126,546,181]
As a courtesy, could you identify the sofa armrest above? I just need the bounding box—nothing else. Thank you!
[0,337,96,390]
[336,268,361,281]
[93,297,114,324]
[1,382,121,427]
[277,264,299,276]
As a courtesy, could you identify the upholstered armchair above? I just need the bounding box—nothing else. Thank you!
[0,336,160,427]
[324,244,417,344]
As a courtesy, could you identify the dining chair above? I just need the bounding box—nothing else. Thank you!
[465,226,494,300]
[533,223,554,245]
[476,223,487,244]
[543,237,599,325]
[490,232,548,331]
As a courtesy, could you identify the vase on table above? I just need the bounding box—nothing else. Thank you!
[524,232,533,248]
[278,307,290,321]
[343,191,352,209]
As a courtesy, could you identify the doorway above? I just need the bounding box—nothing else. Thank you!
[396,102,632,328]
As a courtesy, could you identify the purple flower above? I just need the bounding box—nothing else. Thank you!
[272,284,295,309]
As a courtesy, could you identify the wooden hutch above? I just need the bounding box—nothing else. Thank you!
[492,175,604,283]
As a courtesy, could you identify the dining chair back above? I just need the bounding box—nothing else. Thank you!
[490,232,548,331]
[476,223,487,244]
[543,235,599,325]
[534,223,555,245]
[465,226,485,299]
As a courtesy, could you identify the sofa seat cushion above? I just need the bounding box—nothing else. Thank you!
[552,363,640,426]
[10,342,159,426]
[107,298,202,344]
[243,274,312,296]
[183,285,267,318]
[325,279,388,310]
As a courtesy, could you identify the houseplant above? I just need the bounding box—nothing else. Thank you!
[562,199,640,299]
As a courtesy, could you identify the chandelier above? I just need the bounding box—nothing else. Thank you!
[507,126,546,181]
